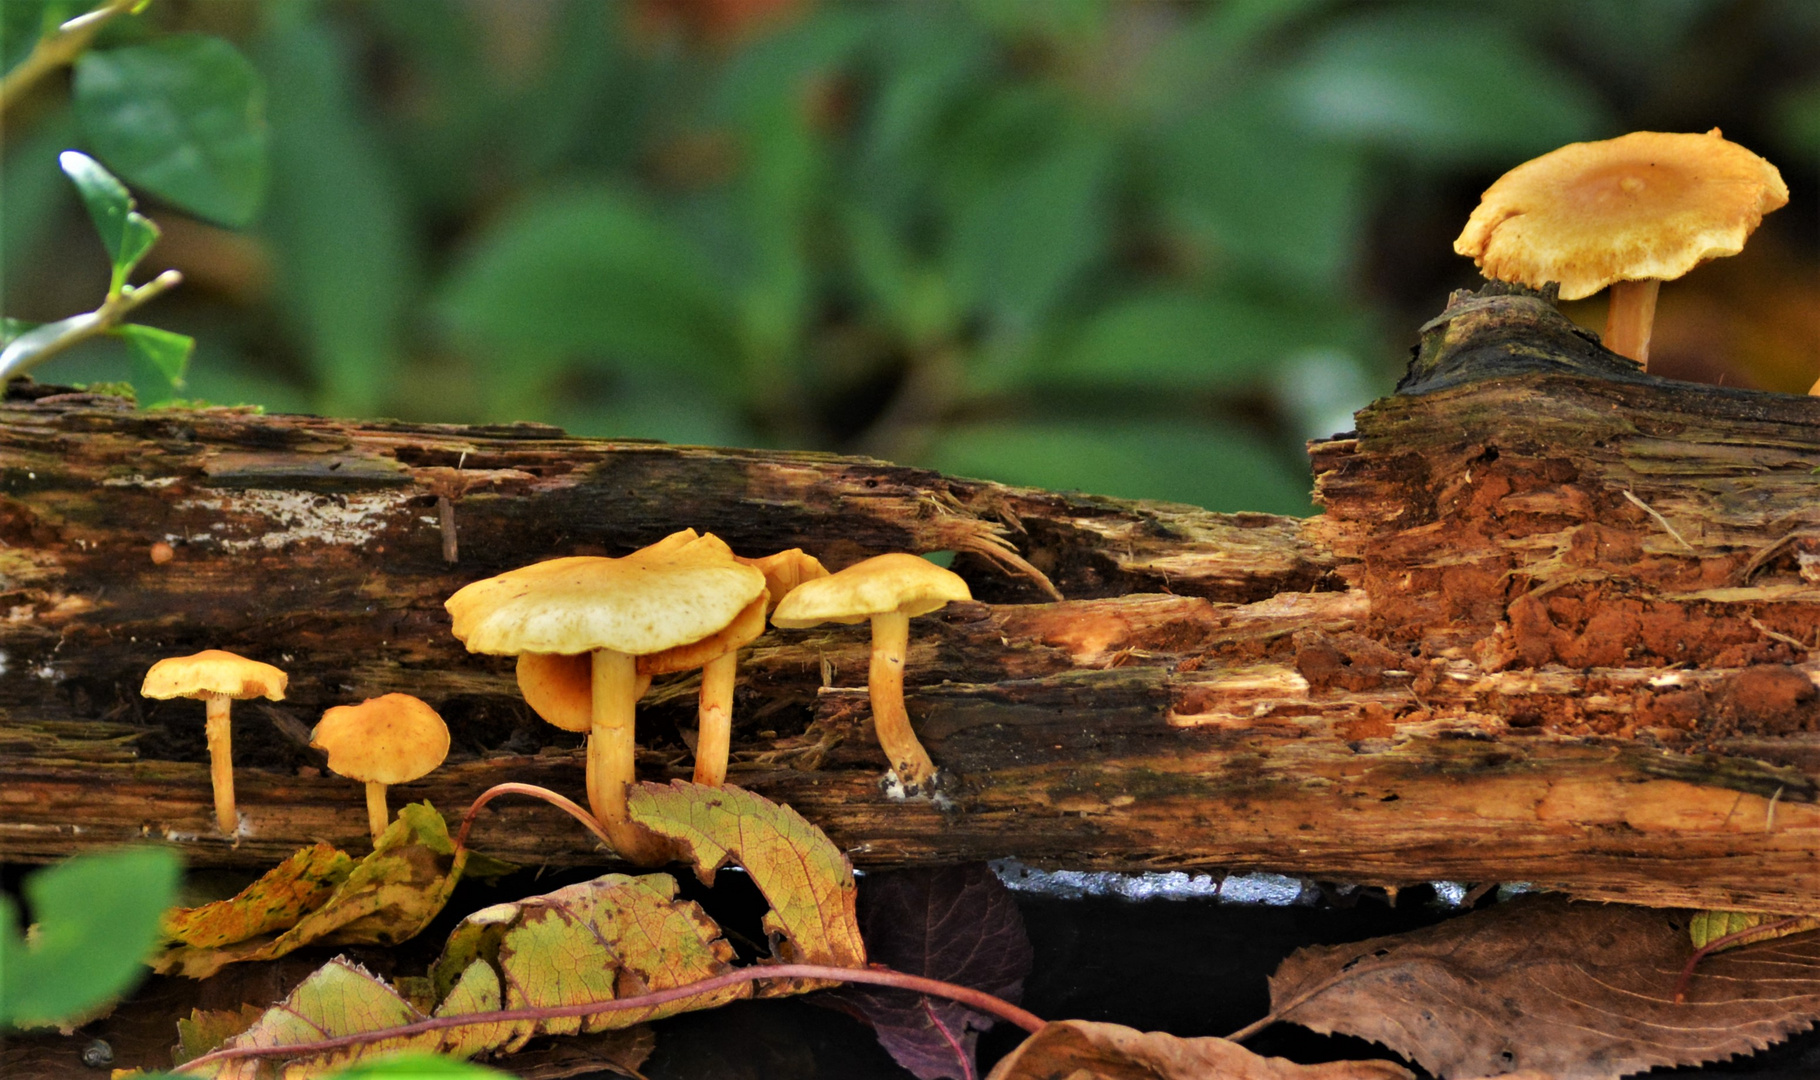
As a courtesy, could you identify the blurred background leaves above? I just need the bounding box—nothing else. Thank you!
[3,0,1815,516]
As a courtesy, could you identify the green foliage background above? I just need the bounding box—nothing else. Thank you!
[3,0,1816,516]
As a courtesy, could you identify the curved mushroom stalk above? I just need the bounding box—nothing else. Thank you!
[1604,279,1660,367]
[868,610,939,793]
[591,649,670,864]
[203,693,236,833]
[694,651,738,787]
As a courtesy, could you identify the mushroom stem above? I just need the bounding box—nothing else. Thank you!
[693,652,737,786]
[203,693,236,833]
[1604,278,1660,369]
[364,781,390,843]
[589,648,666,863]
[867,610,939,794]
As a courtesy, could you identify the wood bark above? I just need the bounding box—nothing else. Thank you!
[2,285,1816,913]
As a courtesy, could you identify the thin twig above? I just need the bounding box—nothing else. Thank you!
[0,0,143,115]
[1621,489,1696,553]
[0,269,183,380]
[171,964,1045,1072]
[453,781,616,854]
[1748,617,1809,651]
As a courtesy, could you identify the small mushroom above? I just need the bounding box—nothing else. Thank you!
[309,693,450,843]
[639,590,769,786]
[735,548,830,612]
[770,553,970,797]
[446,544,765,862]
[1455,129,1787,369]
[141,650,289,833]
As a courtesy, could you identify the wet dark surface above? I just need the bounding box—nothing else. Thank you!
[3,864,1817,1079]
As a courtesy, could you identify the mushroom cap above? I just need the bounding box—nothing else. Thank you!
[639,590,769,676]
[735,548,830,612]
[142,649,288,701]
[770,553,971,628]
[446,549,766,657]
[310,693,450,785]
[516,652,652,732]
[1454,129,1788,300]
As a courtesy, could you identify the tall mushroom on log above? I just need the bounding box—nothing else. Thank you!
[445,546,765,863]
[771,552,971,799]
[310,693,450,843]
[141,650,288,834]
[1454,129,1787,370]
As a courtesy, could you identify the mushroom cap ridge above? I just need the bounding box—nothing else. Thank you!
[446,552,766,657]
[770,552,971,628]
[142,649,288,701]
[310,693,450,785]
[1454,129,1787,300]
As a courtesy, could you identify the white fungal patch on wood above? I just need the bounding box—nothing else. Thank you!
[177,489,411,551]
[101,474,181,488]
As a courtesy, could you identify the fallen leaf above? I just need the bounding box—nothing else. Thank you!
[186,957,438,1079]
[836,864,1033,1080]
[174,1004,267,1066]
[160,844,353,949]
[629,780,866,986]
[1267,895,1820,1080]
[154,803,504,979]
[986,1020,1414,1080]
[1690,908,1820,949]
[498,1027,656,1079]
[429,871,747,1053]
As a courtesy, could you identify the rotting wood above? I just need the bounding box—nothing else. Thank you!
[2,284,1816,913]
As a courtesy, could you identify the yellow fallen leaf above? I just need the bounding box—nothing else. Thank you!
[1689,909,1820,951]
[629,781,865,989]
[160,844,353,949]
[155,804,506,979]
[186,958,438,1079]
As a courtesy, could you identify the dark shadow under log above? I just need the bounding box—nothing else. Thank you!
[2,285,1816,912]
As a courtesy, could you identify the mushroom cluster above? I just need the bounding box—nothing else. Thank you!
[137,528,969,861]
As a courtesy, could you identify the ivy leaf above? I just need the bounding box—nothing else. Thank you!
[629,780,867,987]
[0,847,181,1029]
[74,34,270,226]
[58,149,160,295]
[835,864,1033,1080]
[113,322,194,390]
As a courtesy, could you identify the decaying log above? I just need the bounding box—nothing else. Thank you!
[2,285,1816,913]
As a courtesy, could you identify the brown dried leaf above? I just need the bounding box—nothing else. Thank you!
[985,1020,1414,1080]
[1268,895,1820,1080]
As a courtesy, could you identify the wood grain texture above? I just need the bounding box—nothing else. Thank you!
[3,285,1817,912]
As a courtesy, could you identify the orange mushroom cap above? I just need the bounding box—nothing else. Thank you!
[310,693,450,786]
[1454,129,1788,300]
[142,649,287,701]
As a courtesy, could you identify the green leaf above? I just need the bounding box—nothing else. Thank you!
[1051,289,1366,391]
[73,34,270,226]
[327,1054,512,1078]
[946,127,1113,327]
[255,15,416,416]
[1156,93,1367,290]
[436,187,738,381]
[1,0,80,73]
[926,419,1315,516]
[1275,11,1609,165]
[0,847,181,1028]
[114,322,193,390]
[58,149,159,293]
